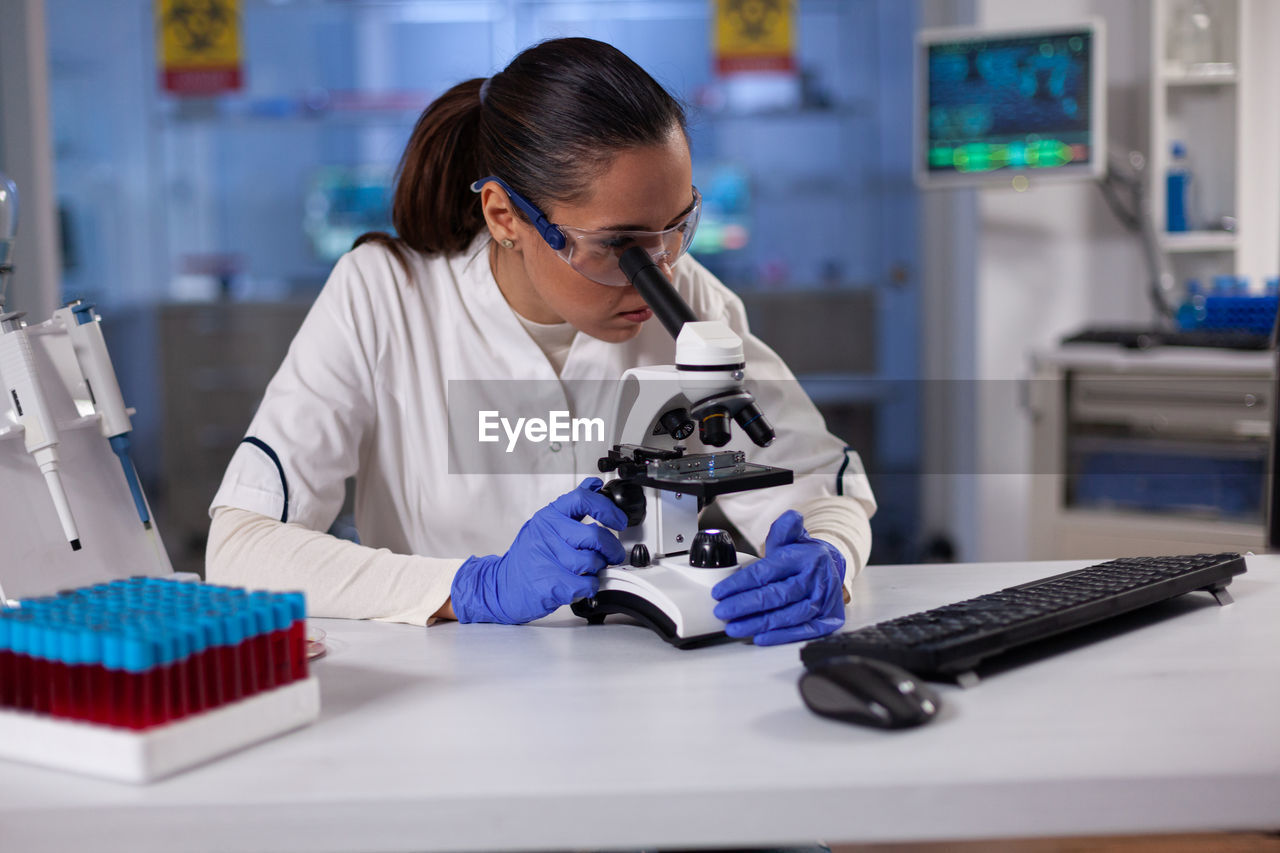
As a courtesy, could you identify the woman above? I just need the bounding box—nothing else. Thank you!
[206,37,875,646]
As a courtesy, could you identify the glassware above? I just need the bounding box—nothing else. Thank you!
[1172,0,1218,71]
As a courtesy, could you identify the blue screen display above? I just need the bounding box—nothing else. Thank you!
[926,29,1094,175]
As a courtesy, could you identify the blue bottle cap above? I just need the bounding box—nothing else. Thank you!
[59,625,77,665]
[270,598,293,632]
[7,619,22,656]
[27,623,46,661]
[59,626,80,666]
[172,624,193,662]
[0,615,10,652]
[42,623,63,663]
[220,608,247,646]
[70,301,96,324]
[121,635,157,673]
[78,628,103,666]
[282,592,306,622]
[247,593,274,636]
[102,632,124,670]
[267,599,286,633]
[238,607,259,642]
[142,627,176,667]
[185,619,208,656]
[199,614,225,649]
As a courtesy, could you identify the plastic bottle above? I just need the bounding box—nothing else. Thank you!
[1167,142,1193,232]
[1177,279,1205,329]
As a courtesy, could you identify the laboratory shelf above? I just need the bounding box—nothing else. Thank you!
[1159,231,1239,253]
[1162,67,1238,86]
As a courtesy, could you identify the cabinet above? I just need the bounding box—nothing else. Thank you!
[104,302,311,575]
[1028,345,1270,560]
[1148,0,1280,295]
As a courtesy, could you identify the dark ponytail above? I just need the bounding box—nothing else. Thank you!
[355,38,687,265]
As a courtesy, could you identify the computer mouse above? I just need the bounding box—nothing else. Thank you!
[798,655,941,729]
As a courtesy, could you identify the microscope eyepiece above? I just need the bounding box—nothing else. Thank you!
[659,408,695,441]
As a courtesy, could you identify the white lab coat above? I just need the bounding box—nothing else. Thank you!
[209,235,875,621]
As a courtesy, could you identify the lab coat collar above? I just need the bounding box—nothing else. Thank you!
[453,232,563,382]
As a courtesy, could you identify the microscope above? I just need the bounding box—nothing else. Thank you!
[571,247,793,648]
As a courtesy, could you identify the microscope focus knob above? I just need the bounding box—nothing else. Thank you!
[629,544,651,568]
[689,528,737,569]
[600,479,646,527]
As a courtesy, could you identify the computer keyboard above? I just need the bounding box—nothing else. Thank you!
[1062,326,1270,350]
[801,553,1246,685]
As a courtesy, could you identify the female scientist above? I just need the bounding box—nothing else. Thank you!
[206,37,875,646]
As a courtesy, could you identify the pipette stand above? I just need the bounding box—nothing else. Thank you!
[0,313,172,602]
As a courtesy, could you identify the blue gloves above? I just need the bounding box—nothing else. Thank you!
[450,478,628,624]
[711,510,847,646]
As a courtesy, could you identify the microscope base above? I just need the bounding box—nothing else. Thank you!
[572,556,755,649]
[571,591,733,649]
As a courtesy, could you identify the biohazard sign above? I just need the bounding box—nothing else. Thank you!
[713,0,797,74]
[156,0,243,95]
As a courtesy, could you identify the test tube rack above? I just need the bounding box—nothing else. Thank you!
[0,578,320,783]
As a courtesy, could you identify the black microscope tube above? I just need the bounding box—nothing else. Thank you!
[619,246,697,339]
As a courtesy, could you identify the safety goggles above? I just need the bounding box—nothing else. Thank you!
[471,176,701,287]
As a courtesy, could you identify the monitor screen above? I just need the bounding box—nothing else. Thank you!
[916,21,1105,188]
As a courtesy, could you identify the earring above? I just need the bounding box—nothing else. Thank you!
[500,238,514,249]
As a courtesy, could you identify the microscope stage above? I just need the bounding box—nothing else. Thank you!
[638,461,793,499]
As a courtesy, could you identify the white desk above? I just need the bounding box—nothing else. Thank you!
[1,556,1278,852]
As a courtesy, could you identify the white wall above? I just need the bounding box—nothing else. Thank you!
[972,0,1154,560]
[919,0,981,561]
[0,0,60,318]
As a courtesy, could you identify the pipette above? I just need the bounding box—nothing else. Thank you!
[0,312,82,550]
[54,301,151,528]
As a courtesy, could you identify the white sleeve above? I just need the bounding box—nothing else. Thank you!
[206,507,458,626]
[209,250,379,531]
[692,276,878,589]
[795,494,873,601]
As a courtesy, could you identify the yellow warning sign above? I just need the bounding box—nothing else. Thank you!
[156,0,243,95]
[714,0,796,74]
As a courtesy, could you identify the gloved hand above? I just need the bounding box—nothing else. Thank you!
[711,510,846,646]
[450,477,628,624]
